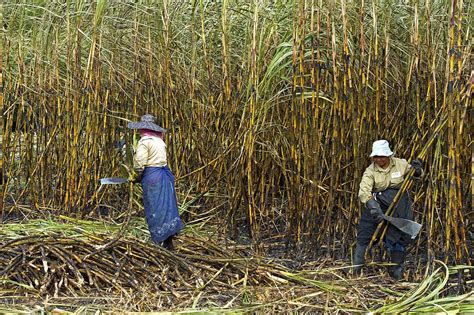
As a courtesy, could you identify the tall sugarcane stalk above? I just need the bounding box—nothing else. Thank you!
[1,0,471,269]
[0,29,3,218]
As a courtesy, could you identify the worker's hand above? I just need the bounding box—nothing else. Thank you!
[122,163,142,184]
[127,169,142,184]
[130,173,142,184]
[366,199,383,222]
[410,158,423,177]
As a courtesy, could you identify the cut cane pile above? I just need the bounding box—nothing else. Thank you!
[1,217,472,313]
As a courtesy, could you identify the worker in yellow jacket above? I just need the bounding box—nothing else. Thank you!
[354,140,423,280]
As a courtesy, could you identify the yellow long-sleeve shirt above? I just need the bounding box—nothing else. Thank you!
[133,136,167,172]
[358,157,411,205]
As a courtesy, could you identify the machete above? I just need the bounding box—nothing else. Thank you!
[380,214,421,239]
[100,177,128,185]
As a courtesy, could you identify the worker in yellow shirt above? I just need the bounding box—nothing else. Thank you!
[353,140,423,280]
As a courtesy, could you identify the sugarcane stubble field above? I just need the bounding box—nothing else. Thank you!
[1,0,473,313]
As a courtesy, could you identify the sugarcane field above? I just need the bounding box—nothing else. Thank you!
[1,0,473,313]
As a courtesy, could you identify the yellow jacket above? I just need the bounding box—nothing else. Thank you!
[358,157,411,205]
[133,136,167,172]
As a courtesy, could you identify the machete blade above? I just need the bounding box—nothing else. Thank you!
[382,214,422,239]
[100,177,128,185]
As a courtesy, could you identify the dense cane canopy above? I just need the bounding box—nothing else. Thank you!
[1,0,472,279]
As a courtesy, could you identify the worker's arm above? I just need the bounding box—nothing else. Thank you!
[133,140,148,173]
[358,168,375,205]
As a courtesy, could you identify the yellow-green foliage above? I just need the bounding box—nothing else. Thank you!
[2,0,472,263]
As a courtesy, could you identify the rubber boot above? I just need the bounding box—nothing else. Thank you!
[352,243,367,274]
[162,235,174,251]
[389,250,406,280]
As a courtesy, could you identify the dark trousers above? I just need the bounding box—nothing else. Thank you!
[356,189,413,252]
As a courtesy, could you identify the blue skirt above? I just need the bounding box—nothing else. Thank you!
[141,166,183,243]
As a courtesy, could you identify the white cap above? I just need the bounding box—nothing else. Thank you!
[370,140,393,157]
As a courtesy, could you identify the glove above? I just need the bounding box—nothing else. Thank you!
[133,173,143,183]
[366,199,383,222]
[129,172,142,184]
[410,158,423,177]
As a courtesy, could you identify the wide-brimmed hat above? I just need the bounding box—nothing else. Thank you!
[127,114,167,133]
[370,140,393,157]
